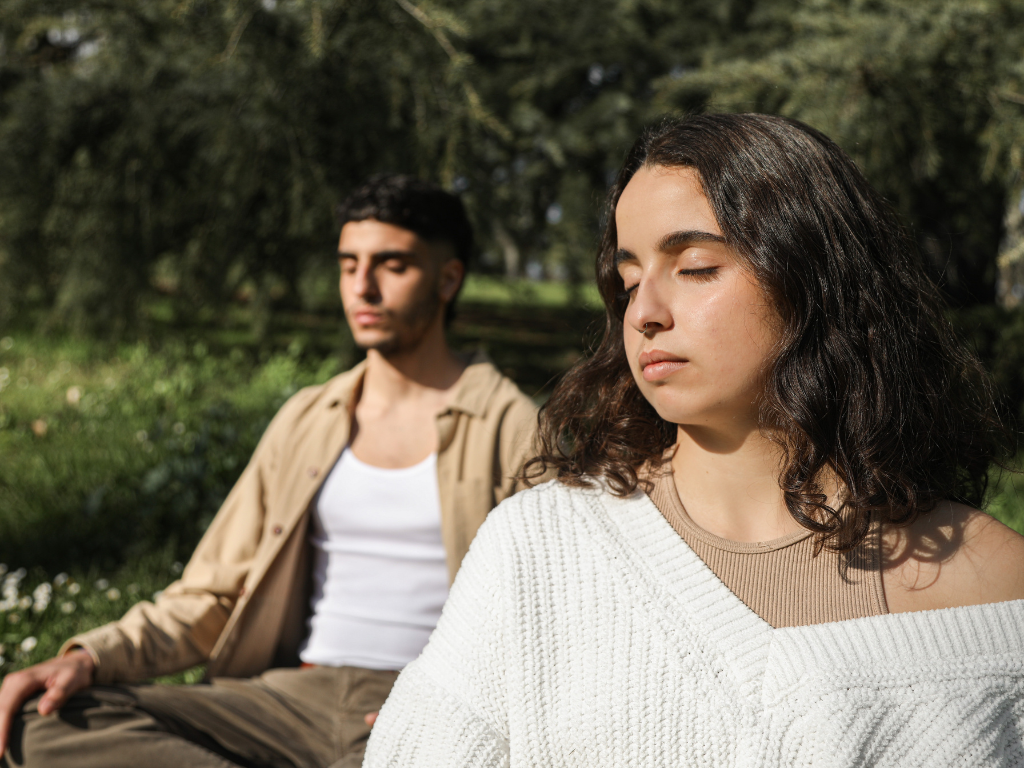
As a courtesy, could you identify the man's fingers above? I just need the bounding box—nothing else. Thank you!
[37,683,70,716]
[0,669,47,753]
[0,652,94,754]
[37,660,91,716]
[364,711,379,727]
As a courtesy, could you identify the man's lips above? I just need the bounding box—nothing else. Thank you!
[352,309,385,326]
[638,349,688,382]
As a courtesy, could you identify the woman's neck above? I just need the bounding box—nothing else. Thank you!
[670,424,804,543]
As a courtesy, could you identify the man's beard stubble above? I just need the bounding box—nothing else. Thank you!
[355,288,443,357]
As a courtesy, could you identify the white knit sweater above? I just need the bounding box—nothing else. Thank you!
[364,481,1024,767]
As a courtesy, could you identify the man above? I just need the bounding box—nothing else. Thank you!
[0,175,540,767]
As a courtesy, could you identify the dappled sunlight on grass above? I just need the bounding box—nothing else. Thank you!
[459,275,602,309]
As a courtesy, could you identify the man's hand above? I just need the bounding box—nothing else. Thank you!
[0,648,95,754]
[364,711,378,727]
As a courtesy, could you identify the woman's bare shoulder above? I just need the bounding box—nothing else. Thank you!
[881,501,1024,614]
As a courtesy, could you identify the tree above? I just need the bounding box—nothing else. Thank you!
[655,0,1024,306]
[4,0,1023,334]
[0,0,481,334]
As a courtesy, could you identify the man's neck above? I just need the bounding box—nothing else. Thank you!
[360,325,466,410]
[348,322,468,469]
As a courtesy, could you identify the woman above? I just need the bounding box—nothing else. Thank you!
[365,114,1024,767]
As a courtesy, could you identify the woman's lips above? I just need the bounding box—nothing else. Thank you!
[639,350,688,382]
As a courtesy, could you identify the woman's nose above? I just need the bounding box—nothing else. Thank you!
[625,278,671,335]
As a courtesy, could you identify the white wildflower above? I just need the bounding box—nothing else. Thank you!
[0,564,8,576]
[67,582,81,595]
[53,573,68,587]
[127,583,139,595]
[94,578,109,590]
[20,637,37,653]
[135,430,148,443]
[0,337,11,350]
[171,562,183,575]
[66,386,82,406]
[172,422,185,435]
[8,613,19,624]
[105,588,121,601]
[61,601,76,614]
[18,596,31,610]
[33,583,52,601]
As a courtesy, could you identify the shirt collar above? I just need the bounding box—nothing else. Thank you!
[322,350,502,418]
[445,350,502,418]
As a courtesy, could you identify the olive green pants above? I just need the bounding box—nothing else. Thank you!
[2,665,399,768]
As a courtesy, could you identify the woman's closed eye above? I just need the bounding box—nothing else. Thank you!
[678,267,719,281]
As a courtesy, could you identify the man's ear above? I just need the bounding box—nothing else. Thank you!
[439,258,465,303]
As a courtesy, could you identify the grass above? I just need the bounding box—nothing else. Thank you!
[0,552,205,684]
[0,332,351,681]
[459,274,603,309]
[1,289,1023,682]
[0,291,604,679]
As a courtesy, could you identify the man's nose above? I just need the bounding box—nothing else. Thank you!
[352,263,380,300]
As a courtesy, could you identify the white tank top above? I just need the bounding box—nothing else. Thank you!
[297,447,449,670]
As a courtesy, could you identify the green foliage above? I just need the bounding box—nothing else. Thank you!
[5,0,1024,329]
[656,0,1024,305]
[0,331,347,571]
[0,0,473,334]
[0,292,599,574]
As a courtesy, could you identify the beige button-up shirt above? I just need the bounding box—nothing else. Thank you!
[65,356,539,683]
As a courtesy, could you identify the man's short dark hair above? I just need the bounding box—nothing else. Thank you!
[336,174,474,267]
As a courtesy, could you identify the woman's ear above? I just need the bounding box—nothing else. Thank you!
[439,258,465,303]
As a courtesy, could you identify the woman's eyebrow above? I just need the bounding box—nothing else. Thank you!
[614,248,637,267]
[615,230,725,266]
[656,229,726,251]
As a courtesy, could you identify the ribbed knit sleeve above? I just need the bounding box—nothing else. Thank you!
[364,513,512,768]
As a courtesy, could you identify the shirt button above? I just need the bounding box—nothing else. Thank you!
[307,467,319,478]
[273,525,283,535]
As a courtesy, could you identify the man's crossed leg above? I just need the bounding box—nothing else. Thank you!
[5,666,396,768]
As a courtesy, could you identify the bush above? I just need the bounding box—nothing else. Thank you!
[0,333,347,572]
[950,305,1024,424]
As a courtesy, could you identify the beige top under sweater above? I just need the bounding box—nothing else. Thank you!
[646,462,888,627]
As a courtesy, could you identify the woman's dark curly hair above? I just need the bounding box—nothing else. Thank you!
[525,113,1013,551]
